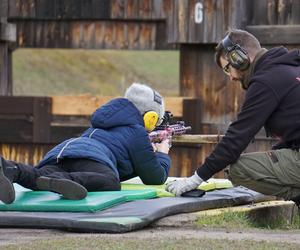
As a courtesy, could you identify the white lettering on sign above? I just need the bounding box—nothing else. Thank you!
[195,2,203,24]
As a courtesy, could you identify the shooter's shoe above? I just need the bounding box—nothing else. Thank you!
[0,157,15,204]
[36,176,87,200]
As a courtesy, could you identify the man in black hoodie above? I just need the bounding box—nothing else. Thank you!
[166,29,300,205]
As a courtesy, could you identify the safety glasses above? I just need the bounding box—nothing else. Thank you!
[222,62,230,75]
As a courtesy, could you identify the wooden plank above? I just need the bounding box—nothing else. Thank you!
[246,25,300,44]
[250,0,269,25]
[0,143,53,165]
[0,119,33,142]
[51,96,185,117]
[291,0,300,24]
[110,0,169,20]
[0,43,12,95]
[9,0,111,19]
[173,134,223,144]
[0,0,12,96]
[277,0,290,25]
[14,20,170,50]
[0,96,35,114]
[169,144,203,177]
[51,95,185,117]
[51,95,114,116]
[0,22,16,42]
[168,0,249,43]
[32,97,51,143]
[180,45,244,126]
[8,0,17,17]
[183,98,202,134]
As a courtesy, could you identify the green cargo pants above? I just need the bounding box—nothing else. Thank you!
[229,148,300,201]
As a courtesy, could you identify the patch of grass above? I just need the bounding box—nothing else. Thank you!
[1,237,300,250]
[196,211,253,230]
[195,209,300,230]
[12,49,179,97]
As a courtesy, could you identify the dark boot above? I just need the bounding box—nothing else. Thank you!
[0,157,16,204]
[36,176,87,200]
[291,195,300,205]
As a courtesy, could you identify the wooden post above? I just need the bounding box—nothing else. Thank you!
[182,98,202,134]
[33,97,52,143]
[0,0,16,96]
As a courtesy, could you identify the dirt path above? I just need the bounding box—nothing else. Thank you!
[1,227,300,247]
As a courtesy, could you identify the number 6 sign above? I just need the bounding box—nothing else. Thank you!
[195,2,203,24]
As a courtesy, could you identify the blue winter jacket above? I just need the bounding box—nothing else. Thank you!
[37,98,171,184]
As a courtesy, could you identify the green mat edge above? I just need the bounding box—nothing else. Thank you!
[0,189,157,213]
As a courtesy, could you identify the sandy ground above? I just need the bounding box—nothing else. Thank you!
[1,212,300,248]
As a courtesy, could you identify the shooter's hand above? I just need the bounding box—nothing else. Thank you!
[154,139,170,154]
[165,172,203,196]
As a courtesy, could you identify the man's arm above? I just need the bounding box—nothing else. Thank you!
[167,81,279,195]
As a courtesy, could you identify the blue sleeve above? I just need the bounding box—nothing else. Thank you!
[128,127,171,185]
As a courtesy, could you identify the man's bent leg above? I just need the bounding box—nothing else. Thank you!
[59,158,120,192]
[229,148,300,201]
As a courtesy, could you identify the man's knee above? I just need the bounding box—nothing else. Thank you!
[228,161,248,185]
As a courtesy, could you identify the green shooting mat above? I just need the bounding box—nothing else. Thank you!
[0,184,157,213]
[0,186,273,233]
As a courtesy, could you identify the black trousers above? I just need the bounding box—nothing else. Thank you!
[8,158,120,192]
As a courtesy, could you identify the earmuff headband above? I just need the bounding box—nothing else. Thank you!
[221,34,250,71]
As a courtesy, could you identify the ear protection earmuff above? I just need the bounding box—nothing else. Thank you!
[143,111,159,132]
[221,34,250,71]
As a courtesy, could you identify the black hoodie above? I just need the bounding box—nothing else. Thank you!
[197,47,300,181]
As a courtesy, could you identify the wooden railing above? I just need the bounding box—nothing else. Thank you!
[51,95,186,117]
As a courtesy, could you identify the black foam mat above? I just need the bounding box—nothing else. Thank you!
[0,187,272,233]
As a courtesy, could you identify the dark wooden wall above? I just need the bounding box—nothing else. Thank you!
[8,0,172,20]
[14,21,170,49]
[8,0,174,50]
[167,0,251,44]
[180,44,244,130]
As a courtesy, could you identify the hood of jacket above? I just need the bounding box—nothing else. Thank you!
[243,47,300,89]
[90,98,144,129]
[257,46,300,68]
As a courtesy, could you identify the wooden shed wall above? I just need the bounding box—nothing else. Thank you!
[180,44,244,129]
[15,21,170,49]
[167,0,251,44]
[248,0,300,25]
[8,0,172,20]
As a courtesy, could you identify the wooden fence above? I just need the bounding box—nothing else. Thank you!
[0,95,276,177]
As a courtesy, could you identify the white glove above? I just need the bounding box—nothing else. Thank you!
[165,172,203,196]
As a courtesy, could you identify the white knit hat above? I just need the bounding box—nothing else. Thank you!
[124,83,165,125]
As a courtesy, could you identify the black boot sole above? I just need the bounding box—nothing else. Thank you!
[0,161,15,204]
[36,177,87,200]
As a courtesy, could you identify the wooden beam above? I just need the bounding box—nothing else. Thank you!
[51,95,186,117]
[0,22,16,42]
[172,134,223,144]
[0,0,12,95]
[14,20,172,50]
[52,95,115,116]
[172,134,276,145]
[246,25,300,44]
[0,43,12,95]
